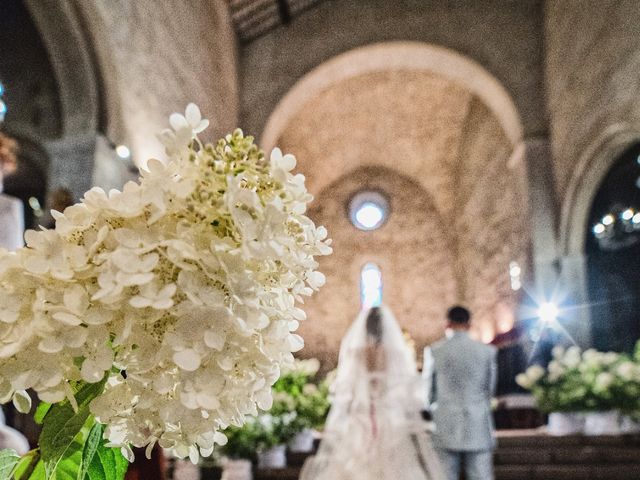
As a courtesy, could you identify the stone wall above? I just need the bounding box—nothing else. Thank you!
[272,67,530,363]
[297,167,456,369]
[273,70,473,215]
[239,0,545,140]
[455,98,530,340]
[76,0,239,165]
[545,0,640,199]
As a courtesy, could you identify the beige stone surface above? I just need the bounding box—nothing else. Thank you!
[76,0,239,165]
[277,72,529,365]
[239,0,545,140]
[545,0,640,200]
[277,70,472,219]
[298,166,456,368]
[455,98,530,341]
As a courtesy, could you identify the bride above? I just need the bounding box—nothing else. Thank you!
[300,306,445,480]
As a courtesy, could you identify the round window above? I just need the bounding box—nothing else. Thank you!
[348,191,389,231]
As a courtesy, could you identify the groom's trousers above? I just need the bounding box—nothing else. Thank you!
[436,448,494,480]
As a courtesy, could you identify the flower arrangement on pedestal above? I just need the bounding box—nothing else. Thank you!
[273,359,330,436]
[516,341,640,435]
[216,358,330,473]
[0,104,332,479]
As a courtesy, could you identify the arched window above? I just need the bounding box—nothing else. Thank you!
[360,263,383,308]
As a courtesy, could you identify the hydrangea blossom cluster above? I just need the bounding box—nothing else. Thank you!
[0,104,332,462]
[516,344,640,414]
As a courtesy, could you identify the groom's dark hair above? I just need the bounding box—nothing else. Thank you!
[447,306,470,324]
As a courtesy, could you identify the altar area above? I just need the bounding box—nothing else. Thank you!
[224,430,640,480]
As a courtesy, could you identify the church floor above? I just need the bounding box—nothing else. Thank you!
[251,430,640,480]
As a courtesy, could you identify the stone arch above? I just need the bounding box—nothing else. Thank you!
[68,1,129,144]
[261,41,524,151]
[263,41,530,359]
[554,124,640,348]
[10,0,132,202]
[23,0,101,137]
[559,123,640,257]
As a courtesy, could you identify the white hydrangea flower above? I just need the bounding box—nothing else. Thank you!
[593,372,615,392]
[616,361,636,381]
[560,345,581,368]
[547,360,565,382]
[0,105,332,462]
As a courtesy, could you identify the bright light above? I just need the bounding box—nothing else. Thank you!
[349,191,389,231]
[360,263,382,308]
[593,223,605,235]
[355,202,384,230]
[0,81,4,96]
[0,100,6,122]
[496,302,515,333]
[115,144,131,159]
[538,302,559,324]
[622,208,635,221]
[480,327,495,344]
[633,213,640,224]
[509,262,521,276]
[602,214,614,226]
[509,261,522,291]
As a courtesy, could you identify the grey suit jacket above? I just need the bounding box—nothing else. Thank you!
[424,331,497,451]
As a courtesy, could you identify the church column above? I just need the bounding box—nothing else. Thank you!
[523,138,559,296]
[42,134,97,201]
[558,254,592,347]
[523,137,592,348]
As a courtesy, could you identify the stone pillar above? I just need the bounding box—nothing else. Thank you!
[524,137,593,348]
[523,138,559,297]
[43,134,97,201]
[92,134,137,192]
[558,254,592,348]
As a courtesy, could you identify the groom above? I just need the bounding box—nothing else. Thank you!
[423,306,497,480]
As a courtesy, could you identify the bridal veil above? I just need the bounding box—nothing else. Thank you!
[299,305,445,480]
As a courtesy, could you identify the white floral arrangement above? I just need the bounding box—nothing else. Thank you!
[517,343,640,415]
[282,358,320,377]
[0,104,331,477]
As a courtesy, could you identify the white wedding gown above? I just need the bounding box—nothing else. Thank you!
[300,306,445,480]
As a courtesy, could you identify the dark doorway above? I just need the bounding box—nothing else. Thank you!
[586,143,640,353]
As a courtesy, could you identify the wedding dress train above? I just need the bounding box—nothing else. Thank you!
[300,306,445,480]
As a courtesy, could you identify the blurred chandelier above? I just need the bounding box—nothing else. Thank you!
[592,204,640,250]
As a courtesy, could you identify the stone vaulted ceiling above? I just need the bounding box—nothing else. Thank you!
[274,69,528,361]
[276,69,476,220]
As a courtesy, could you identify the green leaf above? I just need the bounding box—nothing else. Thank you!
[0,449,20,480]
[87,444,127,480]
[40,379,107,480]
[12,451,43,480]
[78,423,102,480]
[34,403,52,425]
[51,440,83,480]
[85,459,105,480]
[112,450,128,480]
